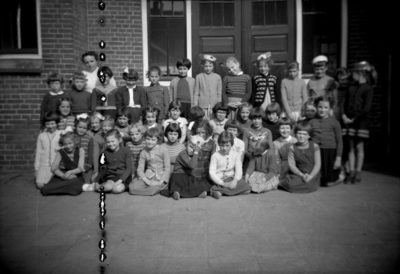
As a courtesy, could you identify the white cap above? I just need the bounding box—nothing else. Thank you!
[312,55,328,64]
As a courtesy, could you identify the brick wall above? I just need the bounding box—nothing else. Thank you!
[86,0,143,86]
[347,1,388,152]
[0,0,89,172]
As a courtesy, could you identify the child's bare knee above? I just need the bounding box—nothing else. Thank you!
[112,184,125,194]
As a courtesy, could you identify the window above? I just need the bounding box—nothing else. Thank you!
[148,0,186,78]
[0,0,40,56]
[302,0,340,74]
[199,0,234,27]
[253,0,288,26]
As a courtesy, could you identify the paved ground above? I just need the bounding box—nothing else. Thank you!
[0,170,399,274]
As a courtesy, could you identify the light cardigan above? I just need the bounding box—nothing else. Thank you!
[137,145,171,183]
[169,76,195,105]
[193,72,222,108]
[209,150,242,186]
[34,130,62,170]
[281,77,308,114]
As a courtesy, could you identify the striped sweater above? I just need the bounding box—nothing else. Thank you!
[126,138,147,177]
[162,142,186,166]
[58,116,75,131]
[222,74,252,103]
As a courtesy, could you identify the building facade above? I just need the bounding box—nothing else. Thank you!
[0,0,394,172]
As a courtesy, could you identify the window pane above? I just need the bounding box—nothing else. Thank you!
[276,1,287,25]
[168,18,186,76]
[200,3,212,27]
[302,0,340,73]
[223,3,234,27]
[162,1,173,16]
[173,1,184,17]
[252,2,264,26]
[149,18,168,76]
[150,0,161,16]
[264,2,275,25]
[212,3,223,27]
[20,0,37,50]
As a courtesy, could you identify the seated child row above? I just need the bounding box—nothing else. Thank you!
[35,94,343,198]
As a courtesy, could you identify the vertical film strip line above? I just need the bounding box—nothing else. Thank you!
[98,2,107,273]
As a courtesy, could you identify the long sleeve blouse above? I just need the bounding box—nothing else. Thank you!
[137,145,171,183]
[209,150,242,186]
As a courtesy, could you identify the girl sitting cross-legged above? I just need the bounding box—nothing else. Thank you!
[209,132,251,199]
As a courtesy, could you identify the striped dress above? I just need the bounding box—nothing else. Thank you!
[126,138,147,177]
[58,116,75,131]
[162,142,186,174]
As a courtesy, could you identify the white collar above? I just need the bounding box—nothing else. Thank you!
[283,135,292,142]
[236,71,243,76]
[262,149,268,155]
[127,85,136,90]
[49,91,64,96]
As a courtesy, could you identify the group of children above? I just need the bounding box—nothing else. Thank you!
[35,51,377,198]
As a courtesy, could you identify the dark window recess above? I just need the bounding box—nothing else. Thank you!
[252,0,288,26]
[0,0,38,54]
[302,0,341,74]
[148,0,186,77]
[199,0,234,27]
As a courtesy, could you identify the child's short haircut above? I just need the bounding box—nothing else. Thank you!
[168,100,183,113]
[189,106,205,121]
[129,123,147,134]
[249,107,265,120]
[98,66,113,78]
[146,66,161,77]
[105,129,122,140]
[47,73,64,85]
[312,55,328,68]
[265,102,281,116]
[75,115,91,128]
[81,51,98,62]
[294,121,312,135]
[314,95,335,109]
[277,117,293,129]
[164,123,182,139]
[193,119,213,138]
[212,102,230,115]
[91,112,105,122]
[59,132,78,146]
[43,111,60,124]
[142,106,160,124]
[56,97,72,116]
[116,107,132,124]
[237,102,253,122]
[72,71,86,81]
[176,58,192,70]
[103,115,115,127]
[225,56,239,66]
[122,68,139,81]
[301,98,315,117]
[224,119,243,136]
[218,131,234,146]
[287,60,300,70]
[144,127,163,143]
